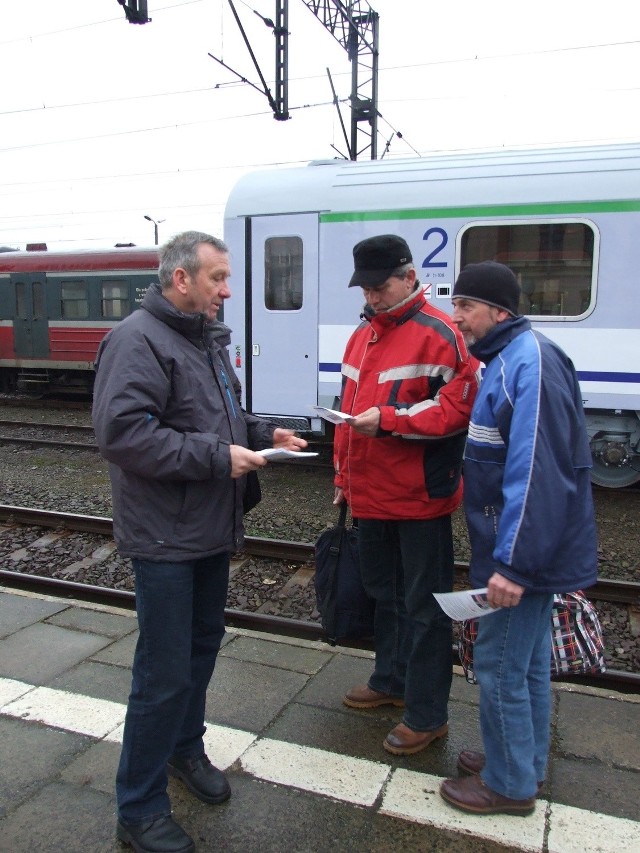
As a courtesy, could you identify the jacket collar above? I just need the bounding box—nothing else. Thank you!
[469,315,531,363]
[362,284,426,328]
[142,282,231,348]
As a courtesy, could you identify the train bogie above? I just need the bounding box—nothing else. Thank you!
[223,143,640,487]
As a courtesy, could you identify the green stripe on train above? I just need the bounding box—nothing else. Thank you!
[320,199,640,223]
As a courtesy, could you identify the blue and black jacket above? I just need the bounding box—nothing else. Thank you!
[464,316,598,593]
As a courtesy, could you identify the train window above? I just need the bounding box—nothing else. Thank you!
[264,236,303,310]
[14,281,45,319]
[61,281,89,319]
[101,280,129,318]
[15,282,27,319]
[461,222,595,317]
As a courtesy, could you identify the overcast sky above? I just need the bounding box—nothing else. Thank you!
[1,0,638,250]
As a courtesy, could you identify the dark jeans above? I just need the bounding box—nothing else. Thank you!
[116,553,230,824]
[358,516,454,732]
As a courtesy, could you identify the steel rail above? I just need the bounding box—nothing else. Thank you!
[0,436,99,451]
[0,505,638,605]
[0,420,94,432]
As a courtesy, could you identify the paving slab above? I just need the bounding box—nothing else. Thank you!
[0,592,67,639]
[549,755,640,821]
[556,690,640,769]
[59,738,121,797]
[48,660,134,706]
[0,622,112,684]
[0,716,89,817]
[204,655,311,732]
[90,629,138,667]
[45,606,136,640]
[220,633,332,674]
[0,781,117,853]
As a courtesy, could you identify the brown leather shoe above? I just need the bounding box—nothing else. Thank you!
[343,684,405,709]
[383,722,448,755]
[457,750,544,795]
[440,774,536,815]
[458,749,485,775]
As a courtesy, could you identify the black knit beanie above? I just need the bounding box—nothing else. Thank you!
[452,261,521,315]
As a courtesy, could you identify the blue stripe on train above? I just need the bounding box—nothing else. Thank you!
[320,364,640,383]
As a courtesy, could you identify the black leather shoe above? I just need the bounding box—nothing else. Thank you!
[167,754,231,805]
[116,815,195,853]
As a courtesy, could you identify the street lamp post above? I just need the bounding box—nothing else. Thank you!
[144,214,165,245]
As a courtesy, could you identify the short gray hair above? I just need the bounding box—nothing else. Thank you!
[158,231,228,289]
[390,261,415,279]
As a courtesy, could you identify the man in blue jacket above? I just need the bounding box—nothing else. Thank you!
[440,261,598,816]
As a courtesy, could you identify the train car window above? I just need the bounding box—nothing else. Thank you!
[33,282,46,318]
[15,281,46,319]
[264,236,303,310]
[61,281,89,319]
[101,280,130,318]
[15,282,28,319]
[461,222,595,316]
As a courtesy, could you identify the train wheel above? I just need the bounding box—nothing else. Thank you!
[590,459,640,488]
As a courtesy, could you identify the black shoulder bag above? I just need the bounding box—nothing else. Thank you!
[314,503,375,645]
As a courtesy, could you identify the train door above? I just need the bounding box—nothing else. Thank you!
[248,214,318,417]
[10,273,49,358]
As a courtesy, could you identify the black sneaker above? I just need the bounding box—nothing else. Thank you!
[116,814,195,853]
[167,753,231,805]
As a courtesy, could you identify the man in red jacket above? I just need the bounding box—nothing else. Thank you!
[335,234,478,754]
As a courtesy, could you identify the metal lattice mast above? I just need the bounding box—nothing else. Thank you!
[299,1,379,159]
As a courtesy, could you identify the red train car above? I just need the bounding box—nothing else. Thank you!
[0,247,159,394]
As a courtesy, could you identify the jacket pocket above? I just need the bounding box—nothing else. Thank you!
[423,432,467,499]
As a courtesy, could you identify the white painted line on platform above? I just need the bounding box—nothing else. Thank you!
[2,684,126,738]
[1,675,638,852]
[0,677,34,707]
[381,767,545,852]
[241,737,390,806]
[101,718,257,772]
[203,723,258,772]
[547,803,640,852]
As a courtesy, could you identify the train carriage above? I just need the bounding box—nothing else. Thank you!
[0,247,159,395]
[223,142,640,488]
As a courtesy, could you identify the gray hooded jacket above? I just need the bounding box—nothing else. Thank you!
[92,283,274,560]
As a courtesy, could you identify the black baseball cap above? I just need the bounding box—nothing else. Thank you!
[348,234,413,288]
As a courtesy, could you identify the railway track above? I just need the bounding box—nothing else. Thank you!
[1,503,638,692]
[0,422,333,466]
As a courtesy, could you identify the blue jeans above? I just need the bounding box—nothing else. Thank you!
[474,592,554,800]
[116,554,230,824]
[358,517,453,732]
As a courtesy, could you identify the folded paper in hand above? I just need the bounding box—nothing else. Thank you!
[257,448,319,461]
[313,406,354,425]
[433,588,497,621]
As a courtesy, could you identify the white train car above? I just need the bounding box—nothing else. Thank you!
[223,143,640,487]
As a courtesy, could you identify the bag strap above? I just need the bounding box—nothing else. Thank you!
[322,504,350,644]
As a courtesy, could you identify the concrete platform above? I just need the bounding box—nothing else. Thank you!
[1,587,639,853]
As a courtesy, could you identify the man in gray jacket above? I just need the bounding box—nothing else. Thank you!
[92,231,306,853]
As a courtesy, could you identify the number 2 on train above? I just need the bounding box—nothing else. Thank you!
[422,227,448,268]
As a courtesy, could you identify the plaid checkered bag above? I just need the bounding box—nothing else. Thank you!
[458,590,606,684]
[550,591,606,676]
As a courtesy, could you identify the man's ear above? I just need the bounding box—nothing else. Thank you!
[172,267,189,295]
